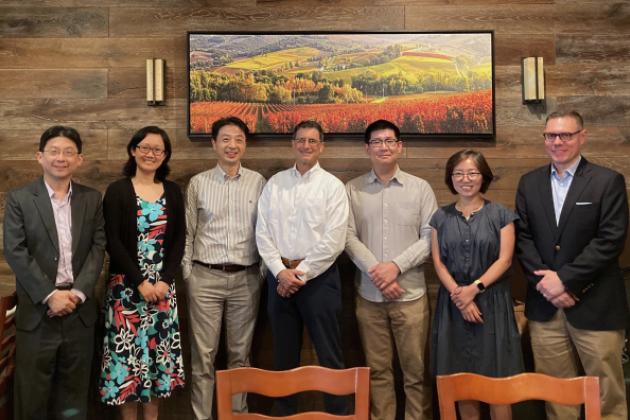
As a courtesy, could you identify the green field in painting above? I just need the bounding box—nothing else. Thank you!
[224,47,321,70]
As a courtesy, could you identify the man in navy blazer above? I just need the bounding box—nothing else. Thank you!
[4,126,105,419]
[516,110,629,420]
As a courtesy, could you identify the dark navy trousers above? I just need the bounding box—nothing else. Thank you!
[266,263,348,415]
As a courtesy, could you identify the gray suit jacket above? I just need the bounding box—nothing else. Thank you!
[3,177,106,331]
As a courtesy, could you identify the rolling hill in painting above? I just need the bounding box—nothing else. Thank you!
[189,33,493,135]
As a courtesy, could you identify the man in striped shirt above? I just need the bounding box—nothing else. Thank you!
[183,117,266,420]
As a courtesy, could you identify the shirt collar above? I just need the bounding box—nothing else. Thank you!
[367,166,403,186]
[213,164,242,182]
[291,161,321,178]
[44,180,72,203]
[551,156,581,179]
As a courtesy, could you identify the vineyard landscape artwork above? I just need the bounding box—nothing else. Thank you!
[188,32,494,138]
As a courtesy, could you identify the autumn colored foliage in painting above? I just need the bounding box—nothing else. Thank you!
[189,33,494,136]
[190,90,492,134]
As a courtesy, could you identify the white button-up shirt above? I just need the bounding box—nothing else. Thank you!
[345,168,437,302]
[256,162,349,282]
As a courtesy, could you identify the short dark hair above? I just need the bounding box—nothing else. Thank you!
[39,126,83,153]
[364,120,401,144]
[292,120,324,142]
[123,126,172,182]
[211,116,250,141]
[545,110,584,129]
[445,149,494,194]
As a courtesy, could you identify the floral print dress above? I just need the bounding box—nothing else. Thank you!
[99,196,185,405]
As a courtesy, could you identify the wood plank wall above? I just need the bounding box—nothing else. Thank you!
[0,1,629,418]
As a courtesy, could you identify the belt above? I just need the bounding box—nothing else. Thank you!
[281,257,304,270]
[55,283,73,290]
[193,260,249,273]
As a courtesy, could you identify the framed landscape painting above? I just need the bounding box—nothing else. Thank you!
[188,31,495,140]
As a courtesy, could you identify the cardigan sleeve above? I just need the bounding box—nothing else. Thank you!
[159,181,186,284]
[104,180,144,287]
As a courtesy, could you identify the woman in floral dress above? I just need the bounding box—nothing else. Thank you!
[99,126,185,420]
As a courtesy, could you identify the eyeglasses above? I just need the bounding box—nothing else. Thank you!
[136,144,166,157]
[293,138,322,145]
[451,171,482,181]
[543,130,582,142]
[43,148,78,158]
[368,138,400,147]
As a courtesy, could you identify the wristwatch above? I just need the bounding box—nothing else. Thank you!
[473,279,486,293]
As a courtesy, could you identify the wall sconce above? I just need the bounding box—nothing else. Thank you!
[146,58,165,106]
[522,56,545,103]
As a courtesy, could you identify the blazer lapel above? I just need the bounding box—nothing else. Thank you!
[537,166,559,238]
[70,183,86,255]
[557,158,591,234]
[32,178,59,252]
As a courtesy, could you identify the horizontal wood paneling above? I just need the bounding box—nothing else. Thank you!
[1,2,630,418]
[0,7,108,37]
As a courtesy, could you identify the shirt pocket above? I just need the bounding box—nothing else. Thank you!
[395,202,420,227]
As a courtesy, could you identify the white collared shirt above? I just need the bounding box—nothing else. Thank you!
[256,162,349,282]
[345,167,437,302]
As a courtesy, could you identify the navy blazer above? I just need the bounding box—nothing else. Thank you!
[516,157,629,330]
[3,177,106,331]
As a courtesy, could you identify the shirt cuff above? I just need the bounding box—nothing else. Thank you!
[71,289,86,303]
[269,260,287,279]
[42,289,57,304]
[392,256,408,274]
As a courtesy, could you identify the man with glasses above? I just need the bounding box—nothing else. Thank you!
[4,126,106,419]
[345,119,437,420]
[516,110,629,420]
[256,120,349,415]
[183,117,266,420]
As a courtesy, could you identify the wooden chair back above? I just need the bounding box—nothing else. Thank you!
[437,372,600,420]
[0,292,17,420]
[216,366,370,420]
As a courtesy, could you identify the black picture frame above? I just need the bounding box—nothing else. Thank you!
[187,31,495,141]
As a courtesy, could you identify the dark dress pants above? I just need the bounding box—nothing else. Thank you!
[266,263,348,415]
[15,311,94,420]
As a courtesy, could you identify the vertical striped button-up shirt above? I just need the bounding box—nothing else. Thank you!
[182,164,266,280]
[345,168,438,302]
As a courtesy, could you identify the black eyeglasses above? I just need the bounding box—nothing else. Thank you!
[542,130,582,142]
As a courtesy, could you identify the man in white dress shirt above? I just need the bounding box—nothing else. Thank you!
[345,120,437,420]
[183,117,266,420]
[256,120,349,415]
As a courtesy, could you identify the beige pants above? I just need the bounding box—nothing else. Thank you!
[186,264,262,420]
[356,294,431,420]
[529,310,627,420]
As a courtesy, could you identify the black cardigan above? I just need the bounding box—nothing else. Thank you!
[103,178,185,287]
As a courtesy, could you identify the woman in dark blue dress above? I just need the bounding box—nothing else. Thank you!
[430,149,523,420]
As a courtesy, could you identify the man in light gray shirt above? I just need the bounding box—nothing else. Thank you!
[345,120,437,420]
[183,117,266,420]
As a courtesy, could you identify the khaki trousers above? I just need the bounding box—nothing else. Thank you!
[356,294,431,420]
[529,309,627,420]
[186,264,262,420]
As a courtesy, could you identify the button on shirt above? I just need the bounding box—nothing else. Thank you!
[44,182,85,303]
[182,165,266,280]
[345,168,438,302]
[256,162,349,282]
[551,156,581,225]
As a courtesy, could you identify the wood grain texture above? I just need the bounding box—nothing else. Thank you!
[0,69,108,99]
[0,2,630,417]
[0,7,108,37]
[110,6,405,36]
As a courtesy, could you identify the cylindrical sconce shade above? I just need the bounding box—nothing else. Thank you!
[146,59,155,102]
[154,59,164,102]
[522,57,545,103]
